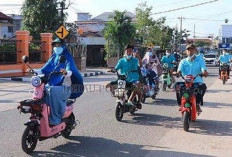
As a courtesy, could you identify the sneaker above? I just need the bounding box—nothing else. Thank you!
[196,105,202,113]
[136,103,142,109]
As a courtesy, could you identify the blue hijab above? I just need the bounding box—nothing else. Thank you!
[41,45,84,99]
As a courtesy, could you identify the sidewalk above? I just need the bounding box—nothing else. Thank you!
[147,79,232,157]
[0,67,107,82]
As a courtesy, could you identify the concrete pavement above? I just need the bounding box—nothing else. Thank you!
[146,78,232,157]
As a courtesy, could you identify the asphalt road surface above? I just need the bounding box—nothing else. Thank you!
[1,67,230,157]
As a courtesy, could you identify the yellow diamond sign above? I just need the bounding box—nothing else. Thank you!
[55,25,69,39]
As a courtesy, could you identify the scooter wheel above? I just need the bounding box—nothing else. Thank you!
[151,94,156,100]
[163,83,167,92]
[115,102,124,121]
[223,77,226,85]
[183,112,190,131]
[22,126,38,154]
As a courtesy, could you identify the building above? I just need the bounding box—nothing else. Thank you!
[0,12,23,39]
[0,12,13,38]
[75,12,135,66]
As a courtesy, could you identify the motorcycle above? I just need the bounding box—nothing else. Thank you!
[140,74,159,103]
[18,55,77,154]
[161,63,173,91]
[220,62,229,85]
[108,70,141,121]
[176,74,203,131]
[173,61,179,72]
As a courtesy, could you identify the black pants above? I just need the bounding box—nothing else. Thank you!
[147,70,157,86]
[175,82,207,106]
[219,65,230,77]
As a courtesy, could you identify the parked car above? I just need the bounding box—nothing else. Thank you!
[204,54,219,66]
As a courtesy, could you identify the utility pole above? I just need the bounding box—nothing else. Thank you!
[58,0,69,25]
[194,24,196,43]
[178,16,185,58]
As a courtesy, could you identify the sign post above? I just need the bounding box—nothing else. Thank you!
[55,25,69,39]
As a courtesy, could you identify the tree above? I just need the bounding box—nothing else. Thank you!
[21,0,65,39]
[135,3,174,49]
[103,10,136,58]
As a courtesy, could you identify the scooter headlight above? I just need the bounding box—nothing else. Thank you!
[31,76,42,87]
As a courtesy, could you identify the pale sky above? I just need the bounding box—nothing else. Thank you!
[0,0,231,38]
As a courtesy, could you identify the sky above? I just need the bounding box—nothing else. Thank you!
[0,0,231,38]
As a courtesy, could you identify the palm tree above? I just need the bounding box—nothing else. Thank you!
[103,10,136,58]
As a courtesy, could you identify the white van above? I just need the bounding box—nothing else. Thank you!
[204,54,219,66]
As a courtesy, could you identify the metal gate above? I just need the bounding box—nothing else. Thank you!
[0,39,19,64]
[29,40,45,63]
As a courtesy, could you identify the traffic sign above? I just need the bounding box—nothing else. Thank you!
[55,25,69,39]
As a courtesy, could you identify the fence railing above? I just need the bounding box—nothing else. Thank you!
[29,40,45,63]
[0,39,19,64]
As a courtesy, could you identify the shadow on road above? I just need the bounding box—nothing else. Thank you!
[122,113,181,128]
[204,101,231,108]
[207,89,231,93]
[190,119,232,136]
[145,98,178,107]
[32,136,215,157]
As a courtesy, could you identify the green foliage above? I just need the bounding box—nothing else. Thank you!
[0,44,16,52]
[135,2,174,49]
[103,10,136,58]
[21,0,65,39]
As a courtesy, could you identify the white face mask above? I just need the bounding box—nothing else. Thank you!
[53,47,63,55]
[222,51,226,55]
[126,55,132,60]
[166,53,170,56]
[146,51,153,56]
[187,55,196,61]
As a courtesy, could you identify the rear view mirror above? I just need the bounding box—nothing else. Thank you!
[22,56,29,64]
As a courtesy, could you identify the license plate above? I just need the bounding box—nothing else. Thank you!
[118,80,126,89]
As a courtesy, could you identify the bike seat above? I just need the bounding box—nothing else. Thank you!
[67,99,75,106]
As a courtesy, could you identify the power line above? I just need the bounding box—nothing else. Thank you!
[155,0,193,8]
[151,0,219,15]
[185,9,232,25]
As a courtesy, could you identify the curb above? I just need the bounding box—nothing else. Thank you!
[0,71,105,82]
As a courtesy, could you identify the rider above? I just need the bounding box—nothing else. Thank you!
[174,44,208,112]
[29,38,83,126]
[142,47,161,93]
[161,49,176,83]
[109,44,142,108]
[218,49,231,79]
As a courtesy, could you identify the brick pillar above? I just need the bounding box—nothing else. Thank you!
[16,30,30,73]
[40,33,52,62]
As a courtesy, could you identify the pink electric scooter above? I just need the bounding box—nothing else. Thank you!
[18,56,77,154]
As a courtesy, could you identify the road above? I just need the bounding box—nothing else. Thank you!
[0,67,231,157]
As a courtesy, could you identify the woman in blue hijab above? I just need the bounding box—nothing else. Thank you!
[39,38,84,125]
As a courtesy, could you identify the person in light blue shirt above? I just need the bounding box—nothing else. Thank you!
[174,44,208,112]
[161,50,176,83]
[161,50,176,68]
[218,49,231,79]
[110,44,142,108]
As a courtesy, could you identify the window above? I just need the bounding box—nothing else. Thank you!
[8,26,13,33]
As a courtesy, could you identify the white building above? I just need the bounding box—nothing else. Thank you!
[75,12,135,66]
